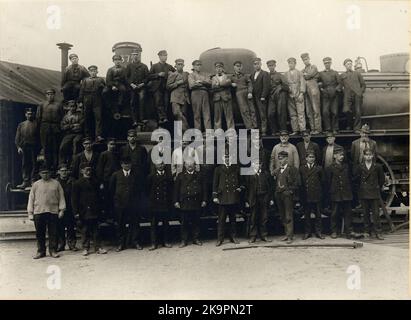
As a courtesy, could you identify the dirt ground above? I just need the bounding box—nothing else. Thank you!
[0,235,409,300]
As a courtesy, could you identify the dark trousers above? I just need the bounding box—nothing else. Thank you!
[101,181,114,221]
[102,84,127,111]
[130,88,145,124]
[33,213,58,254]
[150,210,170,245]
[40,123,60,171]
[84,94,103,137]
[59,133,82,165]
[235,90,257,129]
[115,206,140,248]
[268,91,287,134]
[62,81,81,101]
[153,89,169,121]
[180,209,201,242]
[275,192,294,238]
[21,144,37,183]
[321,92,339,132]
[57,210,77,249]
[331,201,353,234]
[172,102,189,131]
[217,204,238,241]
[343,90,362,130]
[253,98,268,134]
[303,201,322,235]
[214,99,234,130]
[80,219,100,250]
[361,199,382,234]
[249,195,268,239]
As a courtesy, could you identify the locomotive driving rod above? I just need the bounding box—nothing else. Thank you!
[222,242,363,251]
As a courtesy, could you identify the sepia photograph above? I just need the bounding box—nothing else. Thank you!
[0,0,409,304]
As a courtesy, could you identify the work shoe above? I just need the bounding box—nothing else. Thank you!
[363,232,371,238]
[330,232,338,239]
[149,245,157,251]
[248,237,256,244]
[116,245,124,252]
[302,234,311,240]
[50,251,60,258]
[82,249,89,256]
[57,245,65,252]
[215,241,223,247]
[97,248,107,254]
[179,241,187,248]
[375,234,385,240]
[286,238,293,244]
[135,244,143,250]
[69,246,78,252]
[315,233,325,239]
[261,237,272,242]
[281,236,289,241]
[193,240,203,246]
[230,238,240,244]
[33,252,46,259]
[163,243,172,248]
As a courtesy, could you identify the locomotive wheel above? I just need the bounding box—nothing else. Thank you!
[377,155,396,208]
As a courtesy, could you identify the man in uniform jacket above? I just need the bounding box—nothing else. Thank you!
[325,147,355,238]
[296,130,321,166]
[110,156,143,251]
[15,108,38,189]
[231,61,257,130]
[96,138,120,221]
[213,154,245,246]
[322,131,344,168]
[56,163,77,252]
[126,49,149,127]
[71,164,107,256]
[267,59,289,135]
[147,161,174,250]
[250,57,271,136]
[301,53,322,134]
[120,129,148,176]
[59,100,84,166]
[78,65,105,142]
[188,60,212,132]
[166,58,190,131]
[351,124,378,167]
[173,160,207,247]
[284,57,306,134]
[70,137,99,180]
[353,148,385,240]
[244,159,274,243]
[211,62,234,130]
[36,88,64,172]
[339,58,366,132]
[318,57,341,133]
[103,55,128,115]
[61,53,90,101]
[273,151,300,244]
[299,150,325,239]
[148,50,176,124]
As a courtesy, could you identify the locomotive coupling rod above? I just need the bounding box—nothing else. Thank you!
[222,242,363,251]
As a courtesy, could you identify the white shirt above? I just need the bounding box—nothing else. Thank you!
[123,169,131,177]
[254,70,261,80]
[280,163,288,173]
[365,162,372,170]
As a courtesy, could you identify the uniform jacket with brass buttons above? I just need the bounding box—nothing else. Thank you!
[353,162,384,200]
[299,164,324,203]
[173,170,207,211]
[325,163,353,202]
[71,177,100,220]
[213,164,244,205]
[147,169,173,212]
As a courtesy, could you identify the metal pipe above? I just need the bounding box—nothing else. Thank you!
[56,42,73,78]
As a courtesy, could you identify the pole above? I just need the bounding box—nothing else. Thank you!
[222,242,364,251]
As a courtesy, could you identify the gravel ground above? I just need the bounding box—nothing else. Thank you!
[0,235,409,300]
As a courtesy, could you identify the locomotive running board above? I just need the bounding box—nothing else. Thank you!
[222,242,364,251]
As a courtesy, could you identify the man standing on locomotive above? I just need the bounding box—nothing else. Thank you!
[61,53,90,102]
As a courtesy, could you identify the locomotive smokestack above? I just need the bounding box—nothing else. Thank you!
[56,42,73,76]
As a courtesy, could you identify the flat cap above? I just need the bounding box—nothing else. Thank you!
[68,53,78,60]
[306,149,316,156]
[80,163,92,170]
[192,60,202,66]
[106,137,116,143]
[25,107,33,113]
[127,129,136,136]
[131,46,142,54]
[333,146,344,154]
[82,137,93,144]
[279,130,289,136]
[301,53,310,59]
[121,156,131,164]
[175,58,184,64]
[302,130,311,136]
[158,50,167,56]
[214,61,224,67]
[325,131,335,138]
[112,54,122,61]
[252,57,262,62]
[287,57,296,63]
[233,61,242,66]
[45,88,56,94]
[360,123,371,134]
[58,163,69,170]
[266,60,276,65]
[278,151,289,158]
[323,57,332,63]
[39,164,50,172]
[343,58,353,66]
[88,65,98,71]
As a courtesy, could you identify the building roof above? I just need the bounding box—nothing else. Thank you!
[0,61,61,105]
